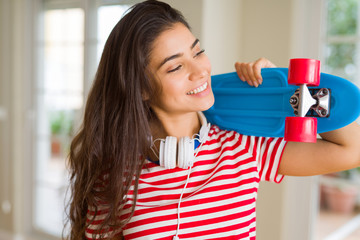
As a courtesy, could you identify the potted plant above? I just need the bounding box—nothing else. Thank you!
[50,111,65,157]
[320,168,360,214]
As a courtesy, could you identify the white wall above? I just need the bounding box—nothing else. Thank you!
[164,0,204,40]
[0,0,35,234]
[0,0,15,232]
[201,0,242,75]
[241,0,293,66]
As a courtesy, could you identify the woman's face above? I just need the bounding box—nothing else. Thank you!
[147,23,214,117]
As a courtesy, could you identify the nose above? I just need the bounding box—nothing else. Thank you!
[189,61,208,81]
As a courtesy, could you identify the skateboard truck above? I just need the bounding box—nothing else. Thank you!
[289,85,330,118]
[285,58,323,143]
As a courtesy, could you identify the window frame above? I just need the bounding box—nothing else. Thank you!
[29,0,140,238]
[321,0,360,86]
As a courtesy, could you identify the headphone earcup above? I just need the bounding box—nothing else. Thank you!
[178,136,194,169]
[178,137,185,169]
[164,136,177,169]
[157,112,209,170]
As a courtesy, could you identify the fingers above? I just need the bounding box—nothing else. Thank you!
[234,57,276,87]
[234,62,246,82]
[234,61,260,87]
[234,62,256,87]
[253,65,263,85]
[248,63,262,87]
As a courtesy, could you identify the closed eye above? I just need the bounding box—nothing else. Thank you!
[195,49,205,57]
[167,49,205,73]
[167,65,182,73]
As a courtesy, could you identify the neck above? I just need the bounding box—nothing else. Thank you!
[151,111,201,140]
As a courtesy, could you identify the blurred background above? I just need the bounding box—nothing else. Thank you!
[0,0,360,239]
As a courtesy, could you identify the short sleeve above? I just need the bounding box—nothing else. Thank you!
[251,136,287,183]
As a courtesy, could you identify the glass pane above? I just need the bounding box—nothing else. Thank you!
[44,9,84,95]
[35,185,67,235]
[327,0,358,35]
[97,5,131,62]
[323,43,357,82]
[35,139,68,236]
[35,8,84,236]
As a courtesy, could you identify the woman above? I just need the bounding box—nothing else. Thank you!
[67,1,360,239]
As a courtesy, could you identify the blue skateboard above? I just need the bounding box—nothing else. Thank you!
[203,59,360,142]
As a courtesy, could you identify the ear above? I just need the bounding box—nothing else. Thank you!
[142,91,150,101]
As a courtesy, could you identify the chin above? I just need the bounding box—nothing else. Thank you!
[199,94,215,112]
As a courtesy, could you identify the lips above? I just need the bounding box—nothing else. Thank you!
[186,82,208,95]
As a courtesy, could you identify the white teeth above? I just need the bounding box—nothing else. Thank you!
[187,82,208,95]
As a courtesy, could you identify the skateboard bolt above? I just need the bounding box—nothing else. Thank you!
[321,109,327,116]
[290,97,298,105]
[322,89,328,95]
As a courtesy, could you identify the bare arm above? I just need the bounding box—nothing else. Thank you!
[235,58,360,176]
[280,122,360,176]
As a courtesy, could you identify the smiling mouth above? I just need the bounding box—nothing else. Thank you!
[186,82,208,95]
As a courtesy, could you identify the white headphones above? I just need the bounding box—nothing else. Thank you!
[156,112,210,169]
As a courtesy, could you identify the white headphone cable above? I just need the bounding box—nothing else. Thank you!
[149,138,163,160]
[173,138,207,240]
[173,163,192,240]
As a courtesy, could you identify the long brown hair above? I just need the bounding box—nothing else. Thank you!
[66,0,190,239]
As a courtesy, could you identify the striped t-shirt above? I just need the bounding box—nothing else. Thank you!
[86,125,287,239]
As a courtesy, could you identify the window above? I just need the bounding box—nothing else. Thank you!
[35,7,84,236]
[34,0,137,237]
[316,0,360,239]
[97,4,132,61]
[322,0,359,85]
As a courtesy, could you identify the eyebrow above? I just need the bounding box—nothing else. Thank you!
[158,38,200,69]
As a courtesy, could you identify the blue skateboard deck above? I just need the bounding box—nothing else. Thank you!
[203,68,360,138]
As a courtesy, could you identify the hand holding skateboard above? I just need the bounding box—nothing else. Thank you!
[234,57,276,87]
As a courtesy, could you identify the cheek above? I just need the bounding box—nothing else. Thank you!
[146,72,164,105]
[202,55,212,73]
[150,76,179,105]
[160,79,184,99]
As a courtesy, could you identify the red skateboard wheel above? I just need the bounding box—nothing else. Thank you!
[288,58,320,86]
[285,117,317,143]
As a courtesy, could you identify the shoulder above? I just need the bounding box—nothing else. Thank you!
[206,125,285,153]
[205,124,249,150]
[207,124,243,141]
